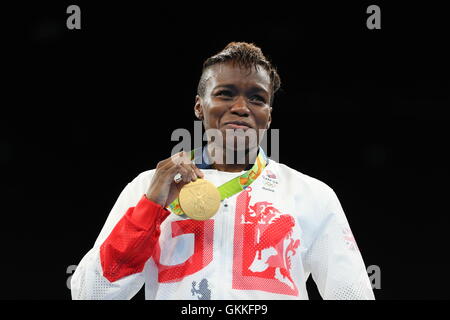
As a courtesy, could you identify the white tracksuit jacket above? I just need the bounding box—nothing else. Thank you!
[71,160,375,300]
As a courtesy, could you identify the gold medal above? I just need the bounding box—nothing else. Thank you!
[178,179,221,220]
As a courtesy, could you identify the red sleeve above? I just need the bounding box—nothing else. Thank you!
[100,195,171,282]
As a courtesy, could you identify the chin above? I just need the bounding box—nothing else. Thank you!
[223,137,259,152]
[221,129,259,151]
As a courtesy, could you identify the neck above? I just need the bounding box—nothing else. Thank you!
[207,145,259,172]
[212,163,248,172]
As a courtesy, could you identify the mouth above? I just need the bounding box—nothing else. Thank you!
[223,121,252,130]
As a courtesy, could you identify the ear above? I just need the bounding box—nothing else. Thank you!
[194,95,204,120]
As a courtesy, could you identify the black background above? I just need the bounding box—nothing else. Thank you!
[1,1,449,299]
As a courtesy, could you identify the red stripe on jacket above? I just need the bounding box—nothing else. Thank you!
[100,195,170,282]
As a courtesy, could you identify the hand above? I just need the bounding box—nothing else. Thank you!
[146,152,204,207]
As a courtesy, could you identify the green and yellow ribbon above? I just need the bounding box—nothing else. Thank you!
[168,148,267,216]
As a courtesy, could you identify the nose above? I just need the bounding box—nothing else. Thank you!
[229,96,250,117]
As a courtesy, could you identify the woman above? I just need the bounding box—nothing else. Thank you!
[71,42,374,300]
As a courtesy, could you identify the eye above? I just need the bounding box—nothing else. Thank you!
[249,95,266,104]
[215,89,233,97]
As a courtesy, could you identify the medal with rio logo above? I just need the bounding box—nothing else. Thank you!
[168,148,267,220]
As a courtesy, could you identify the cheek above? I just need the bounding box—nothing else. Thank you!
[254,108,271,127]
[203,102,225,128]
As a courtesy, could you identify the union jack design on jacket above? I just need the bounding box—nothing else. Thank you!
[71,158,375,300]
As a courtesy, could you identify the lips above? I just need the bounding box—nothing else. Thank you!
[223,121,252,130]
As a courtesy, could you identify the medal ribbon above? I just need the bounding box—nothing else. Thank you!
[168,148,267,215]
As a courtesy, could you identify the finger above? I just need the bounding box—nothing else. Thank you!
[158,161,183,181]
[160,152,190,175]
[158,152,195,182]
[157,152,183,168]
[173,172,183,184]
[191,163,204,179]
[156,156,180,175]
[170,151,192,166]
[179,162,196,182]
[176,164,192,183]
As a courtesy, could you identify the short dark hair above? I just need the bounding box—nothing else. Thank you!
[197,42,281,105]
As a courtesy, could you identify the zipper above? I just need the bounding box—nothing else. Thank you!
[221,198,230,299]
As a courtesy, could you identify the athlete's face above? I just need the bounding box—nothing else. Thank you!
[194,62,272,150]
